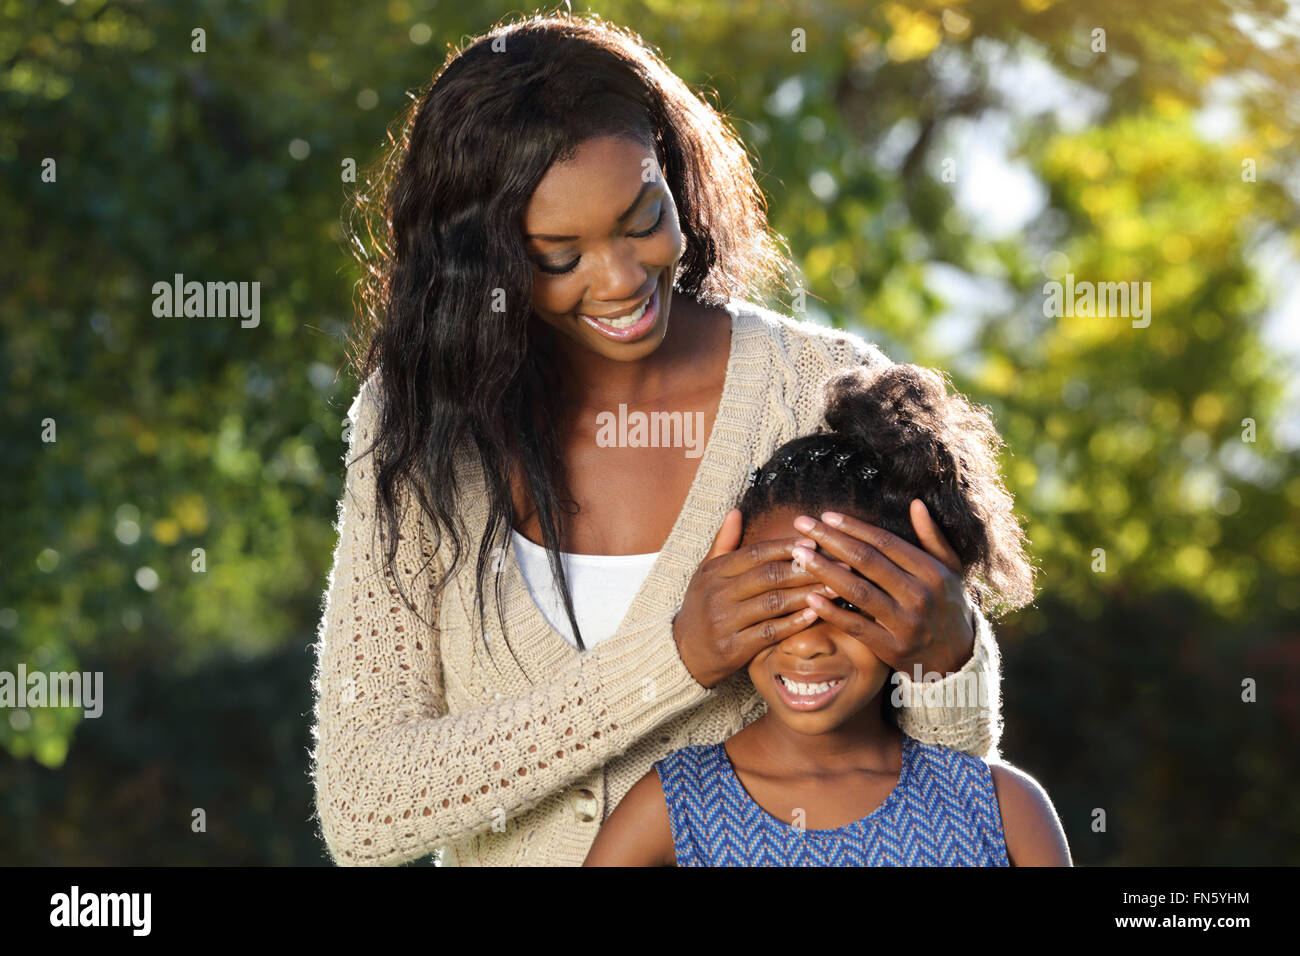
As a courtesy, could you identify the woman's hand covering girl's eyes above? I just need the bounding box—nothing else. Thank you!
[671,509,829,689]
[790,500,977,676]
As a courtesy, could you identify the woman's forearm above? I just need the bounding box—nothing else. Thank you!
[312,605,714,866]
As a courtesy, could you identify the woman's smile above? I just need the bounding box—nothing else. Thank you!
[578,282,660,341]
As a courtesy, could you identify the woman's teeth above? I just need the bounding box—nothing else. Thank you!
[584,299,648,328]
[778,675,844,696]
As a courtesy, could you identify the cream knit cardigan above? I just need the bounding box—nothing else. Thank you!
[310,299,1005,866]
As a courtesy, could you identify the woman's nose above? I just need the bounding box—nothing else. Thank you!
[589,248,651,302]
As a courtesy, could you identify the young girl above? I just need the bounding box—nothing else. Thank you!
[584,362,1071,866]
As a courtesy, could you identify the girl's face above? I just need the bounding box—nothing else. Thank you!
[742,505,893,736]
[522,134,686,364]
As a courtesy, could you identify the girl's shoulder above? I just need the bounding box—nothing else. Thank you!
[905,734,995,767]
[982,759,1059,824]
[903,734,1002,793]
[652,740,725,781]
[651,741,737,813]
[905,737,1071,864]
[980,757,1073,866]
[887,734,1005,821]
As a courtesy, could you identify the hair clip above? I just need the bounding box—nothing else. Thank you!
[832,451,854,470]
[761,470,778,486]
[858,464,878,481]
[806,445,831,462]
[745,465,761,488]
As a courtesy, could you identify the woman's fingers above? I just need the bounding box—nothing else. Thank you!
[715,533,819,587]
[797,512,945,588]
[716,536,826,633]
[791,544,898,624]
[729,582,826,635]
[792,511,975,674]
[803,593,902,667]
[909,499,962,572]
[733,601,821,656]
[790,524,912,599]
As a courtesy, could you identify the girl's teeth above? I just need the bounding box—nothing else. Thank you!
[779,675,843,696]
[586,299,647,328]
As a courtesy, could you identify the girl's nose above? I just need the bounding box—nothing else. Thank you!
[780,614,839,651]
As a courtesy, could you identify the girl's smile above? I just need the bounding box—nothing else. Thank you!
[772,669,850,711]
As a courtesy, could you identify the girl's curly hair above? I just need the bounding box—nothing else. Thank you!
[739,363,1036,618]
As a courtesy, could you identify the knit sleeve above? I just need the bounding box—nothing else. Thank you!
[309,376,712,866]
[837,332,1005,761]
[892,606,1004,760]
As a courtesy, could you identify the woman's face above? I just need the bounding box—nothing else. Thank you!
[523,134,685,364]
[741,505,893,736]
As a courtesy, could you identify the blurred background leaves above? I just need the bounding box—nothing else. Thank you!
[2,0,1297,864]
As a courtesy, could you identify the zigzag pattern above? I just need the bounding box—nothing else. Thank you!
[653,734,1010,866]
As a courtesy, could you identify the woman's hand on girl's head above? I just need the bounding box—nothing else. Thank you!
[671,508,829,689]
[788,500,977,677]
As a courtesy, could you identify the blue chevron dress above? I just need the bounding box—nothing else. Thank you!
[652,734,1009,866]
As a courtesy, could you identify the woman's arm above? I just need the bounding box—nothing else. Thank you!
[309,378,712,865]
[583,768,676,866]
[990,762,1072,866]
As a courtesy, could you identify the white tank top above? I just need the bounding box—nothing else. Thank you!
[510,528,660,651]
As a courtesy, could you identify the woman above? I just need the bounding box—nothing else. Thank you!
[310,10,1004,867]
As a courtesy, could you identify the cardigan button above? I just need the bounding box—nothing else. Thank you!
[571,788,599,823]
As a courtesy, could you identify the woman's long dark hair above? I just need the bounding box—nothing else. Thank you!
[342,9,796,657]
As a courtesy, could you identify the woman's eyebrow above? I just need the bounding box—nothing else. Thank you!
[526,180,658,242]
